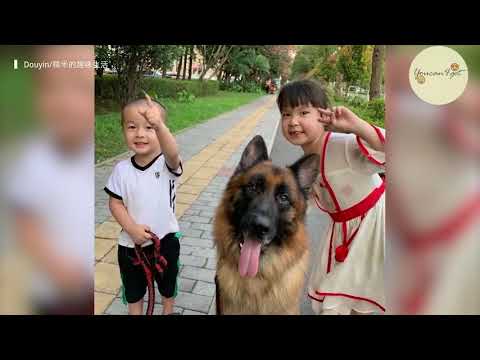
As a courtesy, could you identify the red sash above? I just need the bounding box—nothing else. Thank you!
[314,179,385,269]
[328,180,385,223]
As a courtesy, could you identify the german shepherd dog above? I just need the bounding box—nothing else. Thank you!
[213,135,319,314]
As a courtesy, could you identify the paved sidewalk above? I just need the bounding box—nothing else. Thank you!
[95,95,280,315]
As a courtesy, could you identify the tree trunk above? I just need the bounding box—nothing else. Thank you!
[130,71,140,103]
[207,54,231,81]
[369,45,385,100]
[120,69,138,107]
[162,68,166,78]
[96,67,104,78]
[199,67,208,81]
[197,45,233,82]
[176,55,183,80]
[335,72,343,97]
[127,79,135,103]
[182,48,188,80]
[188,46,193,80]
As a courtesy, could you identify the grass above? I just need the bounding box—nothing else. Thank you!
[95,91,264,163]
[0,62,36,141]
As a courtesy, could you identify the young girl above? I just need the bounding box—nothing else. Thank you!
[277,80,385,315]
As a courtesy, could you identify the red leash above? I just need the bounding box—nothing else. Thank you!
[132,231,168,315]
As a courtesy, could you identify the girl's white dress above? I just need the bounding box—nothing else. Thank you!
[307,128,386,315]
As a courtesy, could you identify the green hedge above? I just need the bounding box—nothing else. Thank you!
[95,76,119,100]
[331,94,385,128]
[95,75,219,101]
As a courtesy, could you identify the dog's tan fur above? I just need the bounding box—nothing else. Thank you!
[213,162,310,315]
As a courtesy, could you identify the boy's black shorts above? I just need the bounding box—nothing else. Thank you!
[118,232,180,303]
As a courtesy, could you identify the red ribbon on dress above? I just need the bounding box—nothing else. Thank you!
[328,180,385,223]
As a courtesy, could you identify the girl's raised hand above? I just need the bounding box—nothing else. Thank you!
[317,106,360,133]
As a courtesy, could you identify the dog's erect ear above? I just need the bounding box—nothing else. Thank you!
[288,154,320,197]
[234,135,269,176]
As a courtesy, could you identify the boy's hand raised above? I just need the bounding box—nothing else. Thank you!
[139,91,165,132]
[317,106,361,134]
[140,90,181,171]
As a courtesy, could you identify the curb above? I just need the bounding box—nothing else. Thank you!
[267,116,280,157]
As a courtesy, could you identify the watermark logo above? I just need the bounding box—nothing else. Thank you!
[414,62,466,84]
[409,46,468,105]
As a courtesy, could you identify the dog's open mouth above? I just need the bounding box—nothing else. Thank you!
[238,237,262,278]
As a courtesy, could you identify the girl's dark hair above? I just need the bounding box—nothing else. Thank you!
[277,79,330,112]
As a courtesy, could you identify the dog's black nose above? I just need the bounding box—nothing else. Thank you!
[251,214,271,238]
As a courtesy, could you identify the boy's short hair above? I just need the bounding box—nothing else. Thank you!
[121,98,168,126]
[277,79,330,112]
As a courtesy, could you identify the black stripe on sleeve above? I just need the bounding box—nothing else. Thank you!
[165,161,183,177]
[104,187,122,200]
[169,180,173,209]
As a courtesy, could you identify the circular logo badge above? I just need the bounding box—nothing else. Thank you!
[409,46,468,105]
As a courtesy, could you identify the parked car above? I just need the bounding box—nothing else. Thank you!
[346,86,369,102]
[143,70,162,78]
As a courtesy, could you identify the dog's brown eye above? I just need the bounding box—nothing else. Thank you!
[277,193,289,203]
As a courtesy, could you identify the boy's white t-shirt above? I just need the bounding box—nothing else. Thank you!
[105,153,182,248]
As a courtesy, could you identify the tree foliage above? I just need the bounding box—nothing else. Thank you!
[291,45,384,99]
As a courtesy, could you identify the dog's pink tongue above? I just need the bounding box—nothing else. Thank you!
[239,239,262,277]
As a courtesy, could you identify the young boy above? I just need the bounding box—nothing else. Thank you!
[105,93,182,315]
